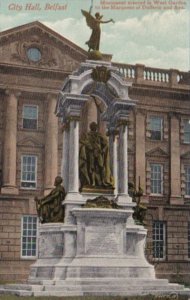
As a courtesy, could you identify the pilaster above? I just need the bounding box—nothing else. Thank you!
[135,109,146,193]
[169,112,182,204]
[44,94,58,195]
[1,89,20,195]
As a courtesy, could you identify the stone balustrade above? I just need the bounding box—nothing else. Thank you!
[113,62,189,88]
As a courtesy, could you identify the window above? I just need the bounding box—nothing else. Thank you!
[185,166,190,196]
[150,164,163,194]
[21,155,37,189]
[21,216,38,258]
[184,119,190,143]
[23,105,38,130]
[27,47,41,62]
[153,221,166,259]
[188,223,190,258]
[149,116,163,140]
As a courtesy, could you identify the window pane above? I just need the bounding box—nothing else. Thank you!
[149,116,163,141]
[184,120,190,144]
[150,164,162,194]
[21,216,38,257]
[188,223,190,258]
[23,106,38,129]
[185,166,190,196]
[21,156,37,189]
[153,221,165,259]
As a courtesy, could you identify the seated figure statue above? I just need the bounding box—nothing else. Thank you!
[34,176,66,223]
[79,122,114,189]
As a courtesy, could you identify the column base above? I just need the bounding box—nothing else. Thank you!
[1,186,19,195]
[64,192,84,204]
[117,194,134,207]
[170,196,183,205]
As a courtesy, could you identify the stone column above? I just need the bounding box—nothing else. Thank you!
[109,130,118,195]
[1,89,19,194]
[55,94,89,224]
[44,94,58,195]
[61,125,69,192]
[169,112,182,204]
[117,121,132,205]
[64,116,83,224]
[67,117,80,196]
[135,110,146,193]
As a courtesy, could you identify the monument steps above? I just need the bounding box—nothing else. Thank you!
[0,288,33,297]
[3,284,43,291]
[54,278,170,286]
[44,284,185,292]
[1,280,190,297]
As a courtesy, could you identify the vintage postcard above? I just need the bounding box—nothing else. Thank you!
[0,0,190,297]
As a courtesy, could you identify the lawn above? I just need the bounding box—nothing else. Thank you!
[0,295,189,300]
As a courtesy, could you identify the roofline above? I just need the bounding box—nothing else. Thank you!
[0,20,88,57]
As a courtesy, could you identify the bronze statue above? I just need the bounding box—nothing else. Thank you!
[81,7,114,52]
[84,195,120,209]
[79,122,114,189]
[128,180,147,225]
[34,176,66,223]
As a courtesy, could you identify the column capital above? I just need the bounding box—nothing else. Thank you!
[5,89,21,98]
[107,128,119,136]
[66,115,81,123]
[56,93,89,122]
[117,119,129,127]
[168,111,180,120]
[135,108,147,116]
[47,92,58,101]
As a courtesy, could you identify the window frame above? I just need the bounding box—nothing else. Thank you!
[22,105,38,130]
[27,47,42,62]
[152,221,166,260]
[188,223,190,259]
[21,215,38,259]
[185,165,190,196]
[149,116,163,141]
[183,119,190,144]
[150,163,163,195]
[21,155,37,190]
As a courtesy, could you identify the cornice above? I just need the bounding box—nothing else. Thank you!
[0,63,70,80]
[129,85,190,99]
[0,86,59,98]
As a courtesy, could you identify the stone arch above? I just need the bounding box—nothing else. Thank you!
[68,66,130,105]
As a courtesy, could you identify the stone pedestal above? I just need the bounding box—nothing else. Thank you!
[25,208,189,296]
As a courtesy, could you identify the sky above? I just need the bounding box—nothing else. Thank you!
[0,0,189,71]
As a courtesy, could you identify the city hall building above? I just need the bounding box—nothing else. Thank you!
[0,21,189,284]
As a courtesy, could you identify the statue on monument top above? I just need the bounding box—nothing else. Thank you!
[79,122,114,190]
[34,176,66,223]
[81,4,114,56]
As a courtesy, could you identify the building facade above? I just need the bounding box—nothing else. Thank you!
[0,21,189,284]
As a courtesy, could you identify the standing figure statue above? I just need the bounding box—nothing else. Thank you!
[79,122,114,189]
[34,176,66,223]
[81,7,114,52]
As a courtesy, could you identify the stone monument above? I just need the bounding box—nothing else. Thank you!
[18,59,188,297]
[0,15,189,297]
[0,60,189,298]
